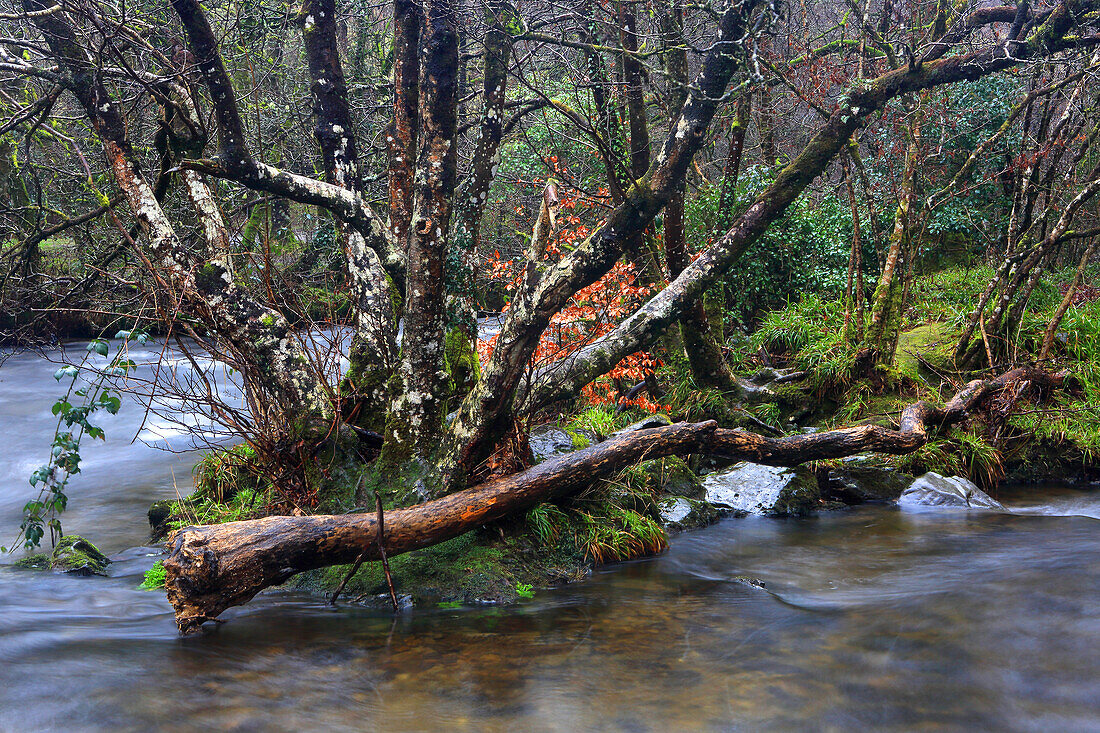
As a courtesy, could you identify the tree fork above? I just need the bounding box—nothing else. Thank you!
[163,366,1062,633]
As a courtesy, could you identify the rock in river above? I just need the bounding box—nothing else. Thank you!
[658,497,721,532]
[898,472,1004,510]
[703,462,820,516]
[49,535,111,576]
[825,466,914,503]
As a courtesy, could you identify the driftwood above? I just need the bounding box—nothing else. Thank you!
[164,367,1062,633]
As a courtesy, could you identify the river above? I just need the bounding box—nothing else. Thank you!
[1,340,1098,731]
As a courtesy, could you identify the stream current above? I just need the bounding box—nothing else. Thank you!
[1,339,1098,731]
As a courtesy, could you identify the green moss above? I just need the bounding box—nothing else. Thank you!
[564,427,591,450]
[13,553,50,570]
[50,535,111,576]
[893,322,953,382]
[444,327,481,401]
[295,524,585,607]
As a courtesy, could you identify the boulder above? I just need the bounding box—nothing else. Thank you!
[642,455,705,500]
[50,535,111,576]
[826,467,914,504]
[658,497,721,532]
[703,462,820,516]
[898,472,1004,510]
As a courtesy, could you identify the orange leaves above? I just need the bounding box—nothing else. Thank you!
[476,173,664,413]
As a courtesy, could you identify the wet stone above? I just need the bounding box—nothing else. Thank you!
[528,426,576,462]
[898,472,1005,511]
[826,466,914,504]
[703,462,820,516]
[659,496,721,532]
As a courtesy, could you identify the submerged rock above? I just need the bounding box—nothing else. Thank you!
[703,462,820,516]
[898,473,1004,510]
[826,467,914,504]
[50,535,111,576]
[658,497,721,532]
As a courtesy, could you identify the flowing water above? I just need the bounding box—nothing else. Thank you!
[1,341,1099,732]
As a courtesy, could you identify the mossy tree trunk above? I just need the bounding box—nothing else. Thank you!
[382,0,460,468]
[864,93,925,368]
[659,0,739,392]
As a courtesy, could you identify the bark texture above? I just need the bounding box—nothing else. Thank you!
[383,0,460,466]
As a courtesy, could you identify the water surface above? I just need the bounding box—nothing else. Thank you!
[1,342,1098,732]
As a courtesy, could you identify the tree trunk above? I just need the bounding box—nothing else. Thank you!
[382,0,460,467]
[659,0,737,391]
[864,94,924,366]
[387,0,420,252]
[164,366,1063,633]
[1040,235,1098,360]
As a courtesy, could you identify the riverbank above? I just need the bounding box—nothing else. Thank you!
[131,263,1099,610]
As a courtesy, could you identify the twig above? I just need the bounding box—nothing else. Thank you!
[375,490,399,613]
[329,478,367,606]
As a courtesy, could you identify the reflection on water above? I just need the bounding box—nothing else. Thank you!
[1,505,1098,731]
[1,342,1098,731]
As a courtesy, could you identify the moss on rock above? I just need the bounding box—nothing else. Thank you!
[50,535,110,576]
[13,553,50,570]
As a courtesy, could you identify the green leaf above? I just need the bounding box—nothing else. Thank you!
[88,340,108,357]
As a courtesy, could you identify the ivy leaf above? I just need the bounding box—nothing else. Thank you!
[54,366,79,381]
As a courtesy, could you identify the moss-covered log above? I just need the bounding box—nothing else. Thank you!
[164,366,1062,633]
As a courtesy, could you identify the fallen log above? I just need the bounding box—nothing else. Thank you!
[164,366,1062,633]
[164,420,718,633]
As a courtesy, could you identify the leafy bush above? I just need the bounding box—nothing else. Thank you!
[685,166,873,326]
